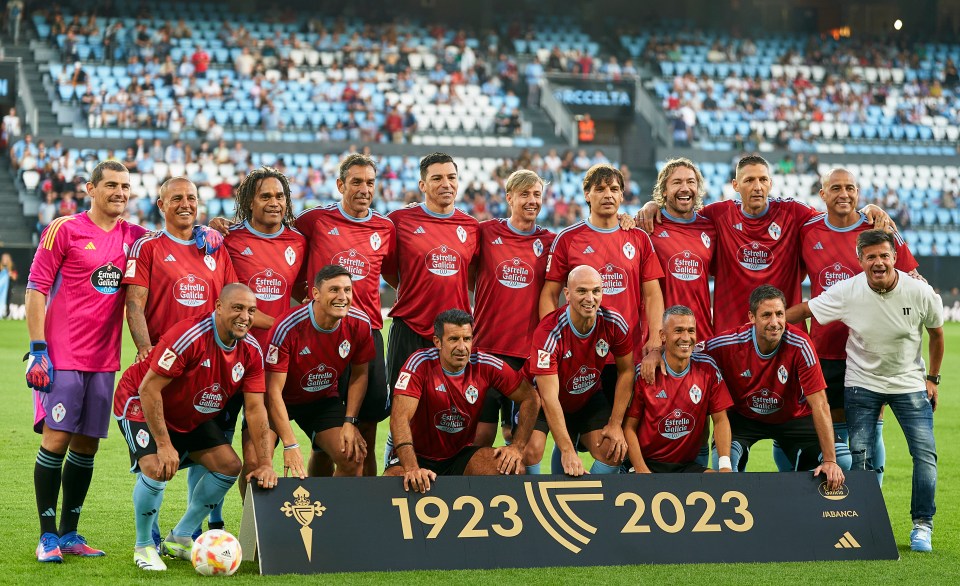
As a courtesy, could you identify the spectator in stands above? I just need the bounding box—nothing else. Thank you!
[58,191,77,217]
[164,139,185,164]
[0,253,16,319]
[10,133,36,170]
[525,57,544,107]
[2,107,20,148]
[37,191,57,239]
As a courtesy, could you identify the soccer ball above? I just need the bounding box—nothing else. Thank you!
[191,529,242,576]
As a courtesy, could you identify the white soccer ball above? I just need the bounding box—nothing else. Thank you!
[191,529,243,576]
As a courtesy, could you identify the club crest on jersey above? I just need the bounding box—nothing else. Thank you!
[136,429,150,448]
[777,365,788,384]
[537,349,551,369]
[204,255,217,271]
[622,242,636,260]
[232,362,245,382]
[768,222,782,240]
[533,238,544,257]
[596,339,609,357]
[285,246,297,266]
[370,232,382,251]
[465,385,479,404]
[689,384,703,404]
[266,345,279,365]
[158,348,177,370]
[395,372,411,390]
[339,340,351,359]
[52,402,66,423]
[456,225,467,243]
[701,232,711,248]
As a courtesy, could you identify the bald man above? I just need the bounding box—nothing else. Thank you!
[525,265,635,476]
[113,284,276,571]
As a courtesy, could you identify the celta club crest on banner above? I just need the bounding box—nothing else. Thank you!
[768,222,782,240]
[533,238,544,257]
[280,486,327,562]
[457,226,467,243]
[285,246,297,266]
[689,384,702,404]
[370,232,382,251]
[622,242,635,260]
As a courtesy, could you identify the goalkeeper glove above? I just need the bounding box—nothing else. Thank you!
[193,225,224,255]
[24,341,54,393]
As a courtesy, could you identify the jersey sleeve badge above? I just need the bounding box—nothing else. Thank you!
[125,259,137,278]
[158,348,177,371]
[266,344,279,365]
[395,372,411,390]
[537,349,551,369]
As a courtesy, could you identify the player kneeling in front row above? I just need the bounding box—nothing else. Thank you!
[527,265,635,476]
[251,265,372,480]
[627,306,733,473]
[113,284,277,571]
[385,309,540,493]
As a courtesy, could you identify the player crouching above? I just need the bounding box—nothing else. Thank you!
[627,306,734,473]
[113,285,277,571]
[385,309,540,493]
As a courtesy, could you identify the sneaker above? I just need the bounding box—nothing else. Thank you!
[134,546,167,571]
[36,532,63,563]
[160,532,193,561]
[59,531,105,557]
[910,524,933,552]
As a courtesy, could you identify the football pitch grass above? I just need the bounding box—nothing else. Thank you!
[0,319,957,584]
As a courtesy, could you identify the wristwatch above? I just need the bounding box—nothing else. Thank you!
[343,416,360,425]
[926,374,941,385]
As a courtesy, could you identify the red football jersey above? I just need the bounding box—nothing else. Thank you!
[295,204,396,330]
[545,221,663,356]
[473,219,555,358]
[527,305,633,413]
[706,198,817,333]
[650,211,717,339]
[703,323,825,424]
[393,349,522,461]
[224,221,306,349]
[264,304,375,405]
[628,353,733,464]
[800,213,918,359]
[387,204,479,338]
[122,231,239,344]
[113,313,265,433]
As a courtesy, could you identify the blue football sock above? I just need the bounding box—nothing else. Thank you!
[525,462,541,475]
[133,474,166,548]
[172,471,237,538]
[833,422,849,444]
[186,464,204,533]
[550,444,563,474]
[694,444,710,468]
[874,419,886,486]
[589,460,621,475]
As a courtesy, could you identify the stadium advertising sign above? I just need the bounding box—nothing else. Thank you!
[0,60,17,106]
[550,78,634,119]
[239,471,897,575]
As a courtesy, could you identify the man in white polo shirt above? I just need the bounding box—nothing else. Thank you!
[786,229,943,553]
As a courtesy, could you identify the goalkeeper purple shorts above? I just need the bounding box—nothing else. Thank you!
[34,371,116,438]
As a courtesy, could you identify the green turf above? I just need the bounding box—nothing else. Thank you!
[1,319,957,584]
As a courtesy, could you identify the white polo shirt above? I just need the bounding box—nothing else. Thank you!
[808,270,943,394]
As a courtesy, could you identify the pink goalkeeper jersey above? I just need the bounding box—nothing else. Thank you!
[27,212,147,372]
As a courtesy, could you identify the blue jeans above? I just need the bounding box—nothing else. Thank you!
[845,387,936,523]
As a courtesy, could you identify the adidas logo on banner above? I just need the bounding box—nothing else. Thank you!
[241,247,254,256]
[657,231,669,238]
[733,223,743,231]
[201,359,211,367]
[583,245,595,254]
[834,531,861,549]
[299,347,311,355]
[492,237,503,245]
[414,226,426,234]
[813,242,824,250]
[164,254,176,262]
[656,390,668,399]
[328,227,340,235]
[84,242,96,250]
[741,369,752,377]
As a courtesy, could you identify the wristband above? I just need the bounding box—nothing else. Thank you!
[822,459,836,464]
[283,443,300,451]
[717,456,732,469]
[394,442,414,452]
